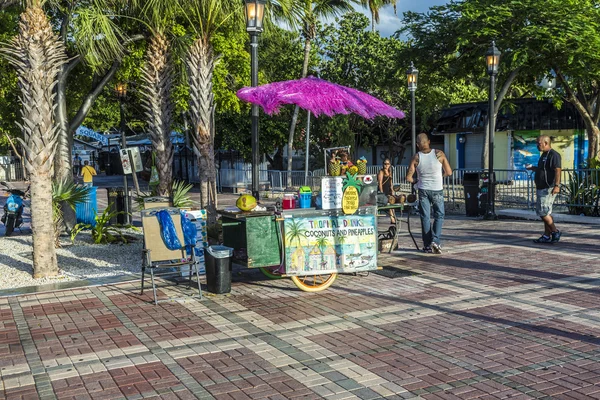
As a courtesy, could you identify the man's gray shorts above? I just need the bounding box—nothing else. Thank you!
[536,188,556,217]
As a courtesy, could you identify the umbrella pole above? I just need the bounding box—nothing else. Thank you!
[304,111,311,186]
[250,34,260,200]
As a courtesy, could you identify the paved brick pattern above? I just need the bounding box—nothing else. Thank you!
[1,216,600,399]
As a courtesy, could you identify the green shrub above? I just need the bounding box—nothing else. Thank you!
[71,204,139,244]
[52,178,91,247]
[133,180,197,210]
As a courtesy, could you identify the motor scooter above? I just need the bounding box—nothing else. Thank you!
[1,181,28,236]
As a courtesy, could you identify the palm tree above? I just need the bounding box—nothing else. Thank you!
[285,0,355,187]
[136,0,177,197]
[178,0,243,222]
[286,218,307,247]
[315,236,328,252]
[315,236,329,266]
[180,0,293,222]
[359,0,397,31]
[335,233,346,251]
[51,0,131,180]
[0,1,68,277]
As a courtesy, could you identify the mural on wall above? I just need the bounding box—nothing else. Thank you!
[512,132,540,170]
[283,213,378,276]
[512,131,577,170]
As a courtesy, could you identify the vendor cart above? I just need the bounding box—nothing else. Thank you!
[219,205,379,292]
[219,175,381,292]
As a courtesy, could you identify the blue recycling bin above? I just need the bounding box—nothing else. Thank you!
[298,186,312,208]
[76,187,97,226]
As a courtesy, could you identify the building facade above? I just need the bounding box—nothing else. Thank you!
[433,98,589,170]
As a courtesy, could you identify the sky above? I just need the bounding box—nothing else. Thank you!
[352,0,449,38]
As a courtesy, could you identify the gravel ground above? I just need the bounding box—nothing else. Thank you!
[0,229,143,290]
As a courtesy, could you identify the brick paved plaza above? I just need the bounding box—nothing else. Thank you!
[1,216,599,399]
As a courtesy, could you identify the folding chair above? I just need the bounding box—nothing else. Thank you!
[141,208,202,304]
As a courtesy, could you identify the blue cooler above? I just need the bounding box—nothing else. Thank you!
[298,186,312,208]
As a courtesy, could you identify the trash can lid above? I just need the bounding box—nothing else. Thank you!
[207,245,233,258]
[299,186,312,194]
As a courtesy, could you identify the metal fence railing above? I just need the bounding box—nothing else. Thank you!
[445,168,600,215]
[555,169,600,215]
[217,168,309,193]
[0,162,25,182]
[445,169,535,210]
[216,165,599,216]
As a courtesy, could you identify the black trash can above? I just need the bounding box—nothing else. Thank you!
[110,152,124,175]
[463,173,480,217]
[106,187,131,225]
[479,172,496,216]
[205,245,233,294]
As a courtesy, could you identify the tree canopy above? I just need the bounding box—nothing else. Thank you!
[2,0,600,160]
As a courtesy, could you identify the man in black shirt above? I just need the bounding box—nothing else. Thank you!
[526,135,562,243]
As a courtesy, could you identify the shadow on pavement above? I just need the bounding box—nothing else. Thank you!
[336,284,600,346]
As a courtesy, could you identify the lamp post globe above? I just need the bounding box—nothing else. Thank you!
[486,41,501,76]
[484,41,500,220]
[244,0,266,34]
[244,0,266,200]
[115,82,127,99]
[407,62,418,156]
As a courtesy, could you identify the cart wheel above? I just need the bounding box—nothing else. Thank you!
[291,273,337,292]
[259,267,283,280]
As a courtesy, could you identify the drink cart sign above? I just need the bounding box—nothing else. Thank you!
[120,147,143,174]
[284,212,377,276]
[321,177,343,209]
[342,186,359,214]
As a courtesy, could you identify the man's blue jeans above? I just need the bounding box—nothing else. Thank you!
[417,189,445,247]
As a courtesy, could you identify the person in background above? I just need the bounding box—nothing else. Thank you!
[81,160,97,187]
[526,135,562,243]
[73,153,82,177]
[378,158,395,224]
[406,133,453,254]
[338,150,353,175]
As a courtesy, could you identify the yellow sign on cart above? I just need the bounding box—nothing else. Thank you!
[342,186,359,215]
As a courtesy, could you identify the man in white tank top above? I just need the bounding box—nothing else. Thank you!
[406,133,452,254]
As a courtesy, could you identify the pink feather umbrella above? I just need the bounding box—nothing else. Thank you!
[236,76,405,119]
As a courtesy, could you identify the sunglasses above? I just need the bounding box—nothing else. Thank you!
[384,163,390,165]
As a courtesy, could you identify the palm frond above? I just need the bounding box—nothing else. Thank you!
[177,0,243,39]
[172,180,197,208]
[52,178,91,210]
[72,1,127,70]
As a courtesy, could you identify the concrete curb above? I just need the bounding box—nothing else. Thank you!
[497,209,600,225]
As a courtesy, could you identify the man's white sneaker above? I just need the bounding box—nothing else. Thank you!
[431,243,442,254]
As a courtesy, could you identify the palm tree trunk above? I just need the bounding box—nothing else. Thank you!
[140,33,174,197]
[1,6,67,277]
[54,92,72,180]
[30,173,59,272]
[286,37,312,188]
[186,38,218,223]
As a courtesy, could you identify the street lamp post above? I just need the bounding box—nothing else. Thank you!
[484,41,501,220]
[244,0,266,200]
[115,83,130,224]
[407,62,419,156]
